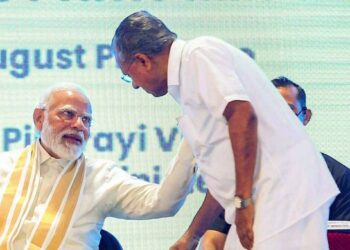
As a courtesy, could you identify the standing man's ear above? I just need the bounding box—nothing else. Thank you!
[33,108,45,132]
[303,108,312,126]
[134,53,152,71]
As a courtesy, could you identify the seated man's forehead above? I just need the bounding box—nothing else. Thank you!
[48,91,91,112]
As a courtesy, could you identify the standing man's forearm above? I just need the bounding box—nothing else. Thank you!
[223,100,258,250]
[223,100,257,199]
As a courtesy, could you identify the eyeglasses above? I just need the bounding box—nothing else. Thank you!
[295,107,307,117]
[120,60,135,84]
[121,74,132,83]
[56,108,92,128]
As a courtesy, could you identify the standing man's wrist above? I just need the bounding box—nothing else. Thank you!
[234,195,253,209]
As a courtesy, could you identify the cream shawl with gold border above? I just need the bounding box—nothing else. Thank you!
[0,141,86,250]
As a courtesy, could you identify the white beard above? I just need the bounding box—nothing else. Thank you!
[40,121,86,160]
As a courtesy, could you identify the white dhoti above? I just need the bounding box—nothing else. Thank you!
[224,198,333,250]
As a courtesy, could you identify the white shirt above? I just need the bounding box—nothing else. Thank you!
[168,37,339,243]
[0,140,196,249]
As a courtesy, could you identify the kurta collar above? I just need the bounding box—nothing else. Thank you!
[38,140,69,168]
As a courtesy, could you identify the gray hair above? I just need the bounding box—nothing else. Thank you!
[111,10,177,63]
[36,82,90,109]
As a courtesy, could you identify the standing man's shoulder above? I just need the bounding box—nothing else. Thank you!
[183,37,243,68]
[186,36,234,51]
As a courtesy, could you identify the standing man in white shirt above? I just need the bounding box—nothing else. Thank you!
[111,10,339,250]
[0,82,196,249]
[200,76,350,249]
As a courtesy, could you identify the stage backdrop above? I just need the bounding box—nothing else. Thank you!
[0,1,349,249]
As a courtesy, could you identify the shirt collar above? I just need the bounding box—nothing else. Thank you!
[168,39,186,87]
[168,39,186,103]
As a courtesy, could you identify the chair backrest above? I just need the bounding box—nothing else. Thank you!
[328,231,350,250]
[99,229,123,250]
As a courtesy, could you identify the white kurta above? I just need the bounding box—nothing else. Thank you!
[167,37,339,246]
[0,140,196,250]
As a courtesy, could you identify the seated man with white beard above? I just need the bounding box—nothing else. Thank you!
[0,83,196,249]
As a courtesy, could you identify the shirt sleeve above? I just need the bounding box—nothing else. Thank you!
[106,139,196,220]
[188,46,250,119]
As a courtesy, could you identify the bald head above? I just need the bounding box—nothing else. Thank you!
[36,82,90,110]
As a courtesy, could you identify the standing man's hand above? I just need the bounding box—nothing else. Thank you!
[169,232,199,250]
[224,100,257,250]
[235,203,254,250]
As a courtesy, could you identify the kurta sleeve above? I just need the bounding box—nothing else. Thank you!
[106,139,196,219]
